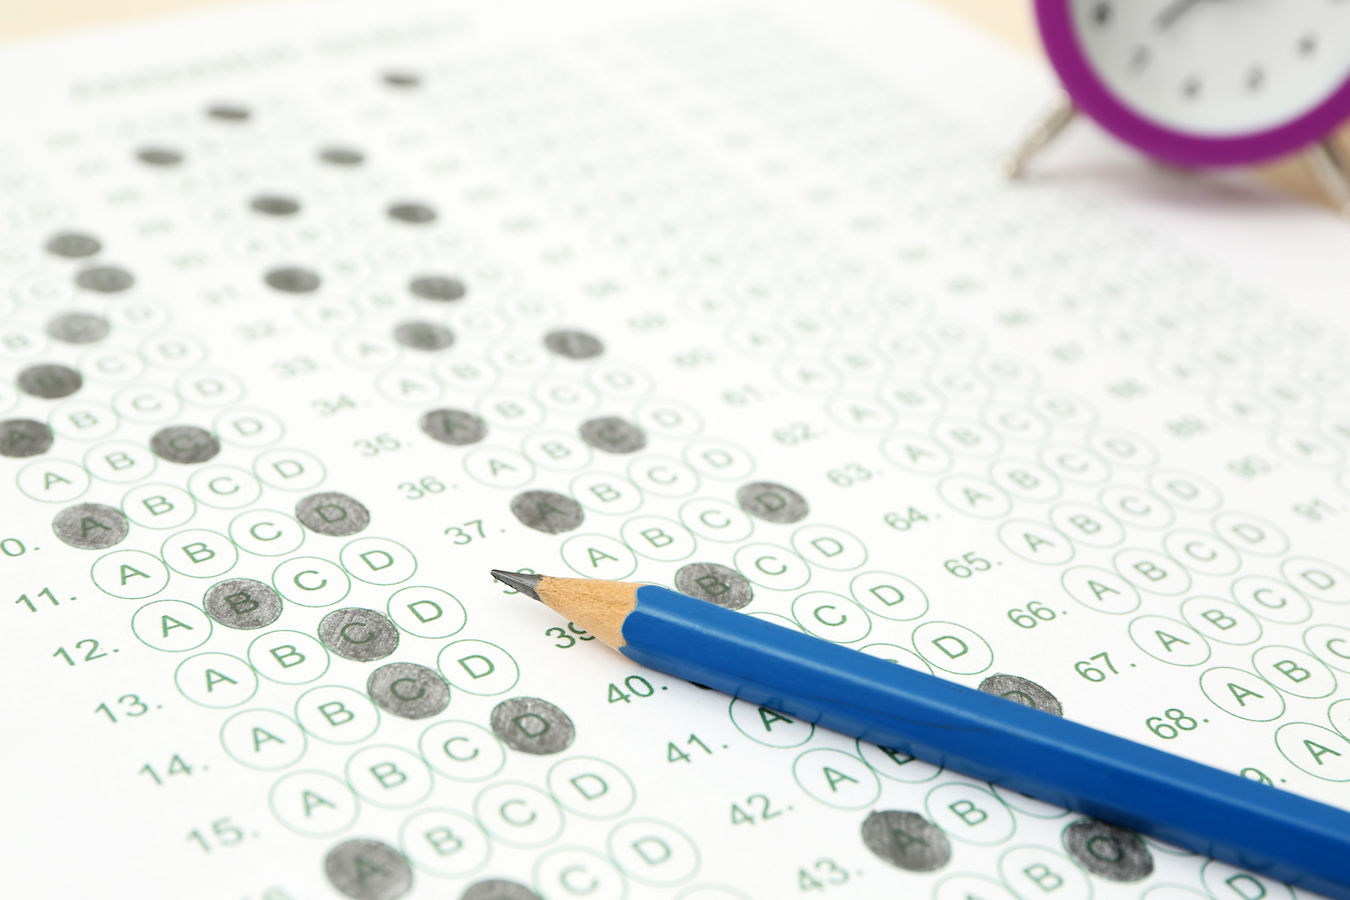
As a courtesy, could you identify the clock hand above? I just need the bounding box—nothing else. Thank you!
[1154,0,1206,31]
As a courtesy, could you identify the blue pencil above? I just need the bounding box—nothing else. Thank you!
[491,570,1350,899]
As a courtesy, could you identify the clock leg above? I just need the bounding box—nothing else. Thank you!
[1306,138,1350,221]
[1002,92,1077,179]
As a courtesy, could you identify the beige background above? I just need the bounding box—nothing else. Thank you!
[0,0,1337,209]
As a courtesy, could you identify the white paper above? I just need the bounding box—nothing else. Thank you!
[1,1,1348,898]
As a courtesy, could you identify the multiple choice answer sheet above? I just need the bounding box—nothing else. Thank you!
[3,0,1350,898]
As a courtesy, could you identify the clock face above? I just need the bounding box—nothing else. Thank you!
[1070,0,1350,138]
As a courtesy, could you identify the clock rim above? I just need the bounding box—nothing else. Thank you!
[1035,0,1350,166]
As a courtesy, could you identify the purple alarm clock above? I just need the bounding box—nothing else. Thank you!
[1032,0,1350,167]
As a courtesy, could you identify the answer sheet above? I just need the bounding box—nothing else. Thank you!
[2,0,1350,897]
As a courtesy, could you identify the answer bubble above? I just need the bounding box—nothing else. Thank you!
[792,592,871,643]
[150,425,220,464]
[461,880,539,900]
[546,756,636,820]
[393,320,454,351]
[53,502,128,550]
[111,384,178,423]
[162,528,237,577]
[221,708,307,771]
[607,817,700,886]
[579,416,646,454]
[1181,596,1263,645]
[46,312,108,344]
[320,146,365,166]
[175,651,258,708]
[861,810,950,871]
[325,838,413,900]
[388,202,436,224]
[319,608,400,661]
[1114,548,1191,596]
[1232,575,1310,624]
[274,557,351,607]
[409,274,465,301]
[132,598,213,652]
[1199,667,1284,722]
[92,549,170,598]
[346,744,433,809]
[520,430,590,471]
[255,448,326,490]
[1129,615,1210,666]
[384,585,464,639]
[420,408,487,446]
[1282,556,1350,604]
[736,481,808,524]
[792,523,866,570]
[136,146,183,166]
[18,363,81,399]
[341,537,416,584]
[474,782,563,848]
[75,265,134,293]
[850,571,928,621]
[296,685,381,744]
[250,194,300,216]
[206,102,250,121]
[793,748,880,810]
[913,621,993,675]
[1201,860,1295,900]
[934,876,1019,900]
[1063,819,1154,881]
[270,771,359,837]
[368,662,449,720]
[418,720,506,783]
[491,697,575,754]
[399,808,491,879]
[44,231,101,258]
[246,629,329,684]
[543,329,604,359]
[926,783,1014,846]
[229,509,305,556]
[729,698,813,747]
[439,640,519,695]
[296,492,370,537]
[857,740,942,782]
[264,266,321,294]
[979,674,1063,716]
[510,490,584,534]
[204,578,282,630]
[0,419,54,457]
[675,562,753,609]
[560,534,638,580]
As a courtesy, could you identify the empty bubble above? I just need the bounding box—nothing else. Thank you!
[420,409,486,446]
[675,562,753,609]
[204,578,283,630]
[319,146,365,166]
[46,312,109,344]
[150,425,221,464]
[296,492,370,536]
[206,103,250,122]
[978,674,1063,716]
[409,275,466,301]
[543,330,604,360]
[136,146,183,167]
[388,202,436,224]
[319,608,400,661]
[76,265,134,293]
[1062,819,1153,881]
[393,321,454,351]
[578,416,646,454]
[324,839,413,900]
[250,194,301,216]
[737,481,809,523]
[861,810,950,871]
[490,696,575,754]
[264,266,321,294]
[44,232,102,258]
[367,662,449,719]
[18,364,82,399]
[53,502,129,550]
[0,419,54,457]
[510,490,584,534]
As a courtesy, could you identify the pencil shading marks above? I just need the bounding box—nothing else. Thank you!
[150,425,221,464]
[420,408,487,446]
[490,697,575,754]
[737,481,809,523]
[509,490,584,534]
[206,102,251,122]
[676,562,753,610]
[296,492,371,536]
[46,311,109,344]
[393,320,454,351]
[53,502,129,550]
[324,838,413,900]
[382,70,421,88]
[978,674,1063,717]
[204,578,283,630]
[18,363,82,399]
[460,880,540,900]
[320,146,365,166]
[44,232,102,258]
[136,146,184,167]
[409,274,466,301]
[0,419,54,457]
[388,201,437,224]
[1062,819,1153,881]
[579,416,646,454]
[250,194,301,216]
[367,662,449,719]
[264,265,321,294]
[861,810,951,871]
[543,329,604,360]
[319,608,400,661]
[76,264,134,293]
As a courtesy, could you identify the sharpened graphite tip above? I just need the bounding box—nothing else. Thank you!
[491,569,544,601]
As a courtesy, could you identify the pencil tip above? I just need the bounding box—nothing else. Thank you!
[491,569,544,601]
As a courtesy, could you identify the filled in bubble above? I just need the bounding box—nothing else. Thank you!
[509,490,584,534]
[296,492,371,536]
[150,425,221,464]
[490,696,575,754]
[319,608,400,661]
[18,364,82,399]
[367,662,449,719]
[53,502,129,550]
